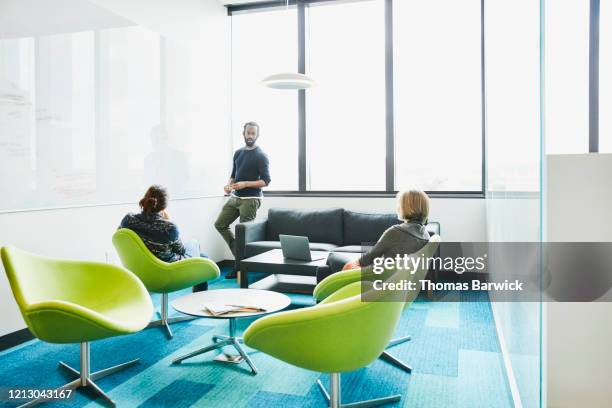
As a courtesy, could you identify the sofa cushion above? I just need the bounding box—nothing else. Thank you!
[266,208,344,246]
[326,252,360,274]
[331,245,367,254]
[343,211,441,246]
[342,211,400,246]
[245,241,338,258]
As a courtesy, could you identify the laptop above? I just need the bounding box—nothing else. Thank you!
[279,234,328,262]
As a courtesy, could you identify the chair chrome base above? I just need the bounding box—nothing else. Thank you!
[171,318,257,375]
[379,334,412,373]
[17,342,139,408]
[316,373,401,408]
[148,293,198,339]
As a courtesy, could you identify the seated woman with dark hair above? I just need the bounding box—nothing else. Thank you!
[119,185,209,291]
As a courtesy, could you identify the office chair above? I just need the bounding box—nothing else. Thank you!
[243,236,440,408]
[1,246,153,407]
[112,228,220,338]
[312,237,442,374]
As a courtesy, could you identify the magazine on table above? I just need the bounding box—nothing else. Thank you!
[202,302,267,316]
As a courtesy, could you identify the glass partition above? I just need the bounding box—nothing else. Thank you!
[485,1,543,407]
[0,0,228,212]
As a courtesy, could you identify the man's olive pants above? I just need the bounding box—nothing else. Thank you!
[214,196,261,256]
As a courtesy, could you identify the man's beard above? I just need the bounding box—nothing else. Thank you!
[244,137,256,147]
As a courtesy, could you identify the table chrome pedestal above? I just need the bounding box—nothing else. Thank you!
[171,317,257,374]
[170,288,291,376]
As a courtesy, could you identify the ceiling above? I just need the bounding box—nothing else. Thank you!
[0,0,134,39]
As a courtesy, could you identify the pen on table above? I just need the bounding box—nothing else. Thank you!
[227,305,267,312]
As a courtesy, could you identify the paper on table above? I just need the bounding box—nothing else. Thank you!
[202,302,266,316]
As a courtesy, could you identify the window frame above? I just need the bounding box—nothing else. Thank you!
[228,0,486,198]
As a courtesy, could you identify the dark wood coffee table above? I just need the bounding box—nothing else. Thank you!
[239,249,329,291]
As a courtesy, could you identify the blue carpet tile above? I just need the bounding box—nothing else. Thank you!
[0,267,513,408]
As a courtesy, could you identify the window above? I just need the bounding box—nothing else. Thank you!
[394,0,482,192]
[229,0,486,195]
[231,9,298,190]
[305,1,386,190]
[486,0,540,192]
[545,0,589,154]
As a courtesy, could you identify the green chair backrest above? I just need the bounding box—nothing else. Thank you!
[362,234,441,305]
[112,228,178,292]
[1,245,152,342]
[2,245,135,311]
[244,235,440,373]
[112,228,220,293]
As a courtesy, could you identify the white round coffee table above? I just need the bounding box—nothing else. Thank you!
[170,289,291,375]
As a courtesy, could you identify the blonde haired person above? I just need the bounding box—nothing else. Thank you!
[342,190,431,271]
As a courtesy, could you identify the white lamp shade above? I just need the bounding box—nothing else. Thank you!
[261,73,315,90]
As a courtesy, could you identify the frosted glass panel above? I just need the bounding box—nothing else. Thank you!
[485,1,542,408]
[99,26,161,193]
[0,27,162,211]
[0,38,35,210]
[0,2,227,212]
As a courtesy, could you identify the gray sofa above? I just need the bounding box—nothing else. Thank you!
[235,207,440,282]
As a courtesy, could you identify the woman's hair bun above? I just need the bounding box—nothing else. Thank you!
[139,185,168,215]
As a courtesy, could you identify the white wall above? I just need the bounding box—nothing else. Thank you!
[546,153,612,408]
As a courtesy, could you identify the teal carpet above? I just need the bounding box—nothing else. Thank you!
[0,268,513,408]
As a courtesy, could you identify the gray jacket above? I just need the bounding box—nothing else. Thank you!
[359,221,430,267]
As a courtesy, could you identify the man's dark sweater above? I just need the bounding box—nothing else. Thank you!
[231,146,271,198]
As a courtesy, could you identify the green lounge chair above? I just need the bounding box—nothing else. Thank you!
[243,236,440,408]
[1,246,153,407]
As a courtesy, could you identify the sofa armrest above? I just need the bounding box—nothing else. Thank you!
[426,221,440,237]
[235,218,268,266]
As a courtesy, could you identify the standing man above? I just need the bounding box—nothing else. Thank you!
[214,121,271,279]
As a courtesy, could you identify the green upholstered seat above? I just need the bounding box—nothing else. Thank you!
[244,236,440,407]
[112,228,220,338]
[312,235,442,375]
[1,246,152,344]
[1,245,153,407]
[113,228,220,293]
[313,267,363,304]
